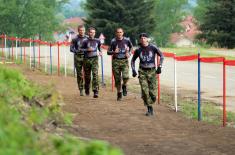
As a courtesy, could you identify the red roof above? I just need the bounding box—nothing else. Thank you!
[63,17,85,25]
[170,16,200,44]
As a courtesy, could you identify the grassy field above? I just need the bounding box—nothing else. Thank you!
[160,91,235,127]
[161,47,235,60]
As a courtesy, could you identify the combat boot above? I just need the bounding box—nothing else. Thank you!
[122,85,127,96]
[145,106,151,116]
[85,89,90,96]
[145,106,154,116]
[149,106,154,116]
[117,92,122,101]
[93,90,98,98]
[80,89,84,96]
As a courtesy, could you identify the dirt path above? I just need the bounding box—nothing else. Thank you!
[15,65,235,155]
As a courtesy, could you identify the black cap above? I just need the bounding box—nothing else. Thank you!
[139,33,148,38]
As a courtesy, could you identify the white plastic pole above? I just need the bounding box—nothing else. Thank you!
[174,53,178,112]
[4,35,6,60]
[29,38,32,68]
[45,43,48,73]
[16,37,18,60]
[64,46,67,77]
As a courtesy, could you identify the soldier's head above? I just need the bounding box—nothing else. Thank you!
[88,27,96,39]
[77,25,85,37]
[139,33,149,47]
[116,28,124,40]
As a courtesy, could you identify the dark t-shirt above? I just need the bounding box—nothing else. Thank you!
[108,37,133,59]
[81,38,101,58]
[131,44,164,69]
[70,35,88,54]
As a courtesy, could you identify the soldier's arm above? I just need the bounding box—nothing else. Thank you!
[107,40,115,55]
[98,40,102,52]
[98,40,102,55]
[70,38,77,53]
[131,50,139,71]
[154,46,164,66]
[131,50,138,77]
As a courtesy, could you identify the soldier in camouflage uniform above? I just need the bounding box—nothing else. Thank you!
[131,33,164,116]
[81,27,102,98]
[107,28,133,101]
[70,25,88,96]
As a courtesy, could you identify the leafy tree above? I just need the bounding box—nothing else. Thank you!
[154,0,188,47]
[193,0,213,23]
[84,0,155,45]
[196,0,235,48]
[0,0,68,40]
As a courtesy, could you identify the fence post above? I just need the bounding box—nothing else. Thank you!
[16,37,18,61]
[30,38,32,68]
[11,39,14,62]
[223,58,226,127]
[4,34,6,61]
[38,42,41,68]
[101,54,105,86]
[198,52,201,121]
[57,42,60,76]
[64,45,67,77]
[174,53,178,112]
[45,43,48,73]
[33,40,36,68]
[1,35,4,63]
[50,43,52,75]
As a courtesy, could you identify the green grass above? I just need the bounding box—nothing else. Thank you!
[162,47,235,60]
[160,91,235,127]
[0,65,124,155]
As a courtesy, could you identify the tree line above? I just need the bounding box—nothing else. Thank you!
[85,0,235,48]
[0,0,68,41]
[0,0,234,48]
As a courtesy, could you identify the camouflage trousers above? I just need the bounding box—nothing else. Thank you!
[138,68,157,106]
[74,54,84,90]
[112,59,129,91]
[84,57,99,91]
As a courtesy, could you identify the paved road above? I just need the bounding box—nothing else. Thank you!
[2,46,235,111]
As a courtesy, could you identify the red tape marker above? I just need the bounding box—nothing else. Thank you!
[200,57,224,63]
[175,54,198,61]
[163,52,175,58]
[225,60,235,66]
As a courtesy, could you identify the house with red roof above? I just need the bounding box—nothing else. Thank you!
[170,16,200,47]
[54,17,85,42]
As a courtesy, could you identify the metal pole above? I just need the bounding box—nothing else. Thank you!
[198,52,201,121]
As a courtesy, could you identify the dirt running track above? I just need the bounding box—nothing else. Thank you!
[16,66,235,155]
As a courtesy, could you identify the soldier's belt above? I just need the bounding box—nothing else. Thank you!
[75,52,84,55]
[140,67,155,71]
[113,57,127,60]
[85,56,98,59]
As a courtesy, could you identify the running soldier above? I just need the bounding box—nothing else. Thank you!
[70,25,87,96]
[107,28,133,101]
[81,27,102,98]
[131,33,164,116]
